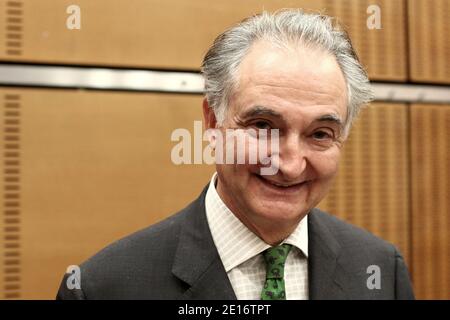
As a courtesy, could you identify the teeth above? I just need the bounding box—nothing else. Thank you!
[273,182,291,187]
[258,175,306,188]
[269,180,296,187]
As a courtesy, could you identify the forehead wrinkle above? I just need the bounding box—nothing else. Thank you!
[249,82,347,103]
[237,45,348,109]
[234,86,346,120]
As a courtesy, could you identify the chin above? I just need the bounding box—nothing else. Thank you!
[249,199,308,223]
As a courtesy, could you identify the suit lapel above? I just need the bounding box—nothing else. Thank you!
[308,209,349,299]
[171,187,351,300]
[172,186,236,300]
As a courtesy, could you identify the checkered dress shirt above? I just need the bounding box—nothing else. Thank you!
[205,173,309,300]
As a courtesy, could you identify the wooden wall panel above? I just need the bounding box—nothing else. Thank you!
[409,0,450,83]
[1,92,22,299]
[0,95,7,298]
[0,96,448,299]
[327,0,407,81]
[318,103,411,267]
[411,104,450,299]
[0,0,406,80]
[0,88,212,299]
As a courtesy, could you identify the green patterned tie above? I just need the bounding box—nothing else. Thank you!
[260,244,292,300]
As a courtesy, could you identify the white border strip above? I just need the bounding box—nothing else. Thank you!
[1,64,450,103]
[0,64,204,93]
[372,83,450,104]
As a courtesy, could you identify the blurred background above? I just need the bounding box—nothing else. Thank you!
[0,0,448,299]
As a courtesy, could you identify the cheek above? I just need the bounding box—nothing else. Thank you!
[310,149,341,181]
[216,163,255,186]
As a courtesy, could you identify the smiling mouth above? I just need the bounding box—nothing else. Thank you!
[255,174,309,192]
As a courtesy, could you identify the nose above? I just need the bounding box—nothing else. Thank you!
[278,134,307,181]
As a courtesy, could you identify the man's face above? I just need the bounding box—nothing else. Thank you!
[209,40,348,234]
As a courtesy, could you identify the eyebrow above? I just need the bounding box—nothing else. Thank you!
[240,105,344,129]
[315,114,344,129]
[239,105,285,121]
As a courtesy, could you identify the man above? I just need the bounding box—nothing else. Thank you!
[57,10,414,300]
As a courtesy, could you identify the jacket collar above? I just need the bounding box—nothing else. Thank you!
[308,208,349,299]
[171,185,237,299]
[171,186,349,300]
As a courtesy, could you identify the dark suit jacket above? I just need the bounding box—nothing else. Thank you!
[56,185,415,299]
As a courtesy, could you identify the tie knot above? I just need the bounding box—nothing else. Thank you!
[263,244,292,279]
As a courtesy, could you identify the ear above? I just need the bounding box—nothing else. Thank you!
[202,97,217,129]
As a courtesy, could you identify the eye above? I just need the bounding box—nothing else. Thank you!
[312,130,333,140]
[252,120,272,130]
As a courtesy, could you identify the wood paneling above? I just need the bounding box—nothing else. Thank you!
[0,0,406,80]
[327,0,407,81]
[0,88,212,299]
[409,0,450,83]
[1,0,449,300]
[1,92,22,299]
[410,104,450,299]
[1,94,449,299]
[319,103,411,266]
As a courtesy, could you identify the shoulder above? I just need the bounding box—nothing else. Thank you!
[309,208,399,258]
[309,208,414,299]
[56,186,209,299]
[83,209,186,268]
[81,188,207,269]
[70,201,196,299]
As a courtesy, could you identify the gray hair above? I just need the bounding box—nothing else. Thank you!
[201,9,373,137]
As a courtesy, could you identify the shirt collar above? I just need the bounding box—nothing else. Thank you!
[205,172,308,272]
